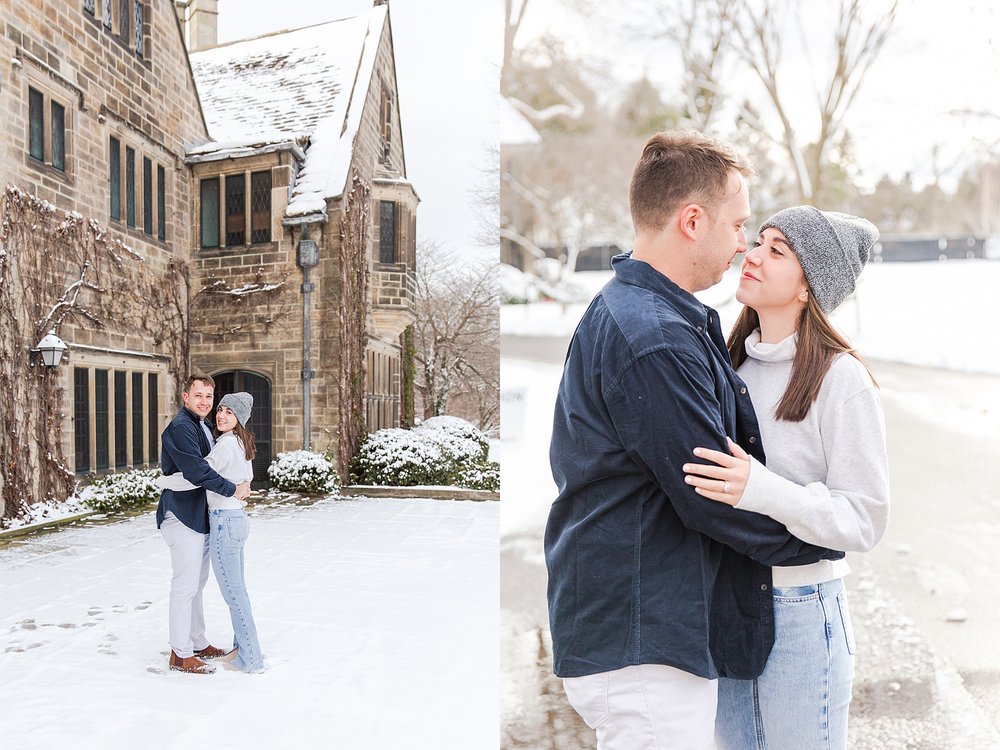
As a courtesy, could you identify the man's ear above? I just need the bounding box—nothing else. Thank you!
[678,203,703,241]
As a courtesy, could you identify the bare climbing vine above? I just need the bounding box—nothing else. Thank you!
[336,170,371,477]
[0,184,187,522]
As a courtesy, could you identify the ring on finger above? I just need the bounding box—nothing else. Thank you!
[722,480,731,494]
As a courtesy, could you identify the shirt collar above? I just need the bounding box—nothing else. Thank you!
[611,252,710,329]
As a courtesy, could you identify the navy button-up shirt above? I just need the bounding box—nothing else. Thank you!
[545,254,841,680]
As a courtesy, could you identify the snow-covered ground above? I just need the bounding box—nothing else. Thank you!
[0,496,498,750]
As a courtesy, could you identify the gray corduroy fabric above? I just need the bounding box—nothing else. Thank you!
[218,392,253,426]
[759,206,879,314]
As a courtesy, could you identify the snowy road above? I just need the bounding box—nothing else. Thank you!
[500,333,1000,749]
[0,495,499,750]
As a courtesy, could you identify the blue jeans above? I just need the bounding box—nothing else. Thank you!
[716,578,856,750]
[209,509,264,673]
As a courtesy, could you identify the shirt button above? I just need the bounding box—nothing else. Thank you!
[696,326,703,333]
[749,436,757,444]
[740,387,747,395]
[760,583,768,591]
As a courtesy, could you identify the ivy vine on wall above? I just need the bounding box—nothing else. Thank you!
[0,184,187,521]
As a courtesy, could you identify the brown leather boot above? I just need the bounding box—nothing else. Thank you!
[169,650,216,674]
[194,645,228,659]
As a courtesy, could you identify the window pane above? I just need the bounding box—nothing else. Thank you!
[125,146,135,227]
[103,0,112,28]
[200,178,219,248]
[28,87,44,161]
[95,369,109,471]
[134,1,143,56]
[51,101,65,171]
[157,164,165,241]
[142,156,152,234]
[84,0,95,14]
[74,368,90,474]
[114,370,127,469]
[109,137,120,220]
[132,372,143,465]
[379,201,396,263]
[119,0,129,42]
[250,171,271,244]
[147,373,158,462]
[225,174,245,246]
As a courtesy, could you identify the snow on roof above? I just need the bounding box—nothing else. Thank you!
[189,5,388,218]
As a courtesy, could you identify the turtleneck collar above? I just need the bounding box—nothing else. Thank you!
[744,328,797,363]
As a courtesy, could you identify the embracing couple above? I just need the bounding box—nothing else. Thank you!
[545,130,890,749]
[156,373,265,675]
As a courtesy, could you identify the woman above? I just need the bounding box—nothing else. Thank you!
[158,391,265,674]
[682,206,890,749]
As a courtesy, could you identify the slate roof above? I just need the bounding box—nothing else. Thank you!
[188,5,388,218]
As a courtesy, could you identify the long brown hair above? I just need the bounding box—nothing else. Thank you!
[727,295,877,422]
[232,421,257,461]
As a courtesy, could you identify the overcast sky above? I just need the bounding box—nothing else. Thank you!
[217,0,500,259]
[516,0,1000,192]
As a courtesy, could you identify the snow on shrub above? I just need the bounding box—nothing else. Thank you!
[267,450,341,495]
[352,417,499,491]
[415,415,490,455]
[83,468,162,513]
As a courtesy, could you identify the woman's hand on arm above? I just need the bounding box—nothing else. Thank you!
[682,437,751,507]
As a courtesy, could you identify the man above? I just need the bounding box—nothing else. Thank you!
[157,373,250,674]
[545,130,840,748]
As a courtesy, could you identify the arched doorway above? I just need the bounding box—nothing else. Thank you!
[213,370,272,489]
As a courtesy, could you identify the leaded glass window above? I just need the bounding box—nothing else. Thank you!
[134,1,143,56]
[103,0,112,29]
[114,371,127,469]
[250,171,272,244]
[28,87,44,161]
[109,137,121,220]
[51,101,65,171]
[379,201,397,263]
[200,178,220,248]
[125,146,136,227]
[142,156,152,234]
[131,372,143,465]
[157,164,165,241]
[95,369,109,471]
[84,0,95,15]
[74,368,90,474]
[147,373,158,460]
[225,174,246,246]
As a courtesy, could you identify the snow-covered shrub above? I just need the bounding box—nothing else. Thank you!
[352,418,499,491]
[267,450,340,495]
[83,468,162,513]
[415,415,490,455]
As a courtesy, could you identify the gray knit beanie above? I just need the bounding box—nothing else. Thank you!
[218,392,253,427]
[759,206,878,314]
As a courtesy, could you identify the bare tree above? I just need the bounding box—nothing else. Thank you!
[412,242,499,432]
[732,0,898,202]
[503,0,531,94]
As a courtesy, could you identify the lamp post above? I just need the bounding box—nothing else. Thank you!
[32,330,68,367]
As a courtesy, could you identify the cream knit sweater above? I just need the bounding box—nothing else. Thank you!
[736,330,890,587]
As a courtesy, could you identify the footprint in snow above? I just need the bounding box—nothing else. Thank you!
[134,601,152,611]
[112,604,128,614]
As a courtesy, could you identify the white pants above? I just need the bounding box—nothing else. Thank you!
[563,664,718,750]
[160,511,211,658]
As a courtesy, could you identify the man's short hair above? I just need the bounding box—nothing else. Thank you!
[184,373,215,392]
[629,129,755,233]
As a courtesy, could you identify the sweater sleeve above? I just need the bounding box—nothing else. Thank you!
[736,386,890,552]
[161,420,236,497]
[156,442,230,491]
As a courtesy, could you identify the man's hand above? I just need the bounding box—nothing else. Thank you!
[235,481,251,502]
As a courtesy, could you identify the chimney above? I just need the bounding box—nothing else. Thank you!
[175,0,218,53]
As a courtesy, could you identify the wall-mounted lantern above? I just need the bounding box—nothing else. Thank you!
[31,330,68,368]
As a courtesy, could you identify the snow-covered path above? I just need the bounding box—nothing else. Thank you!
[0,496,499,750]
